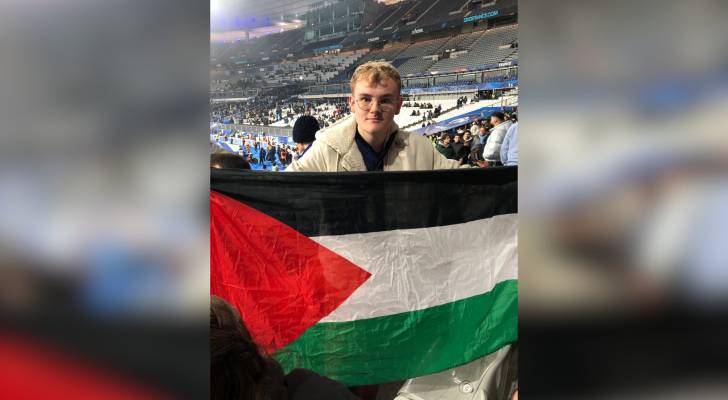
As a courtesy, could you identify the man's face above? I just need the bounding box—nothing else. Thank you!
[479,127,487,136]
[348,78,403,138]
[295,142,306,153]
[464,132,472,141]
[442,135,451,145]
[454,135,462,143]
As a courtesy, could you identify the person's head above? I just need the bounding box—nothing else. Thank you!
[441,133,451,145]
[454,134,462,143]
[490,112,505,126]
[479,126,488,136]
[463,131,472,141]
[292,115,319,153]
[210,153,251,170]
[211,296,268,400]
[348,61,403,139]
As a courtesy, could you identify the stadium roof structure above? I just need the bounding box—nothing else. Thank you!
[211,0,410,41]
[211,0,323,33]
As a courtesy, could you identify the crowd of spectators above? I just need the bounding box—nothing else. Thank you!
[211,97,351,128]
[415,96,481,128]
[456,95,479,108]
[310,101,350,129]
[211,78,261,93]
[266,60,343,84]
[211,96,305,126]
[211,109,517,171]
[405,102,443,121]
[211,130,297,171]
[211,93,517,171]
[427,110,518,167]
[210,96,283,125]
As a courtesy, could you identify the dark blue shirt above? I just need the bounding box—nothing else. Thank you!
[354,130,396,171]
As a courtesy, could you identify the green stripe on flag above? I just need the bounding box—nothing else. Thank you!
[273,280,518,386]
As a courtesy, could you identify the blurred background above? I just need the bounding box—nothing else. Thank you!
[0,0,209,398]
[0,0,727,398]
[519,0,728,398]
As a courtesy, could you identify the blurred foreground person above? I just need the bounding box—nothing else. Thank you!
[210,153,251,170]
[210,296,359,400]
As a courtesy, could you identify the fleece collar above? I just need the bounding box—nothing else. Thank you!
[315,114,406,171]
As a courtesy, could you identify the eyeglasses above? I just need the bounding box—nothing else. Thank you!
[354,96,398,112]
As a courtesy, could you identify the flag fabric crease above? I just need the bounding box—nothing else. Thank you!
[211,167,518,386]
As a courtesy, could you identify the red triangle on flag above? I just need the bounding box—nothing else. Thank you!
[211,191,371,354]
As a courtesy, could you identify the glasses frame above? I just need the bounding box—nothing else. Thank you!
[353,95,400,112]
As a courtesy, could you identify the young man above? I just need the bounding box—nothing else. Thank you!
[435,133,456,160]
[469,125,490,164]
[451,133,467,162]
[462,131,474,148]
[286,61,461,172]
[480,111,513,167]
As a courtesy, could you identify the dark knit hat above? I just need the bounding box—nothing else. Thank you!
[292,115,319,144]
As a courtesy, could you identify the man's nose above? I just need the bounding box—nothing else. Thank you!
[369,100,382,112]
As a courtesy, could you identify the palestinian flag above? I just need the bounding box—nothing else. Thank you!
[211,168,517,386]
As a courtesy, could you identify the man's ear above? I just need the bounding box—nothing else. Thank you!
[394,95,404,115]
[348,95,355,110]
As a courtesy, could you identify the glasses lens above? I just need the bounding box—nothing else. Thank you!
[357,98,372,110]
[357,97,395,111]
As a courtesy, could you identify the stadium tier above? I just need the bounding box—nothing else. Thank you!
[211,0,518,137]
[428,24,517,73]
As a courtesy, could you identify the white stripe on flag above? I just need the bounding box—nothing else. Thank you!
[311,214,518,323]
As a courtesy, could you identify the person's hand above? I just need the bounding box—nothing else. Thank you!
[475,160,489,168]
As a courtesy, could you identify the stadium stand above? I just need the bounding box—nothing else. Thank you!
[393,37,450,76]
[396,0,432,27]
[211,29,306,65]
[328,44,408,83]
[380,2,414,31]
[261,51,366,85]
[428,25,518,72]
[394,98,457,128]
[370,2,407,32]
[211,0,518,168]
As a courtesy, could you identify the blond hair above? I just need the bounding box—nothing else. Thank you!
[350,61,402,94]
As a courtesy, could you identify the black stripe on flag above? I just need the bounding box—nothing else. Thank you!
[211,167,517,237]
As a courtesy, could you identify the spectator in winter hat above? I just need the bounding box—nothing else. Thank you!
[291,115,320,162]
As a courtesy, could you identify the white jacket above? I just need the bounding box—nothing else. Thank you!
[286,115,462,172]
[482,120,512,162]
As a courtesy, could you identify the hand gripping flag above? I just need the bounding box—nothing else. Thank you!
[211,167,518,386]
